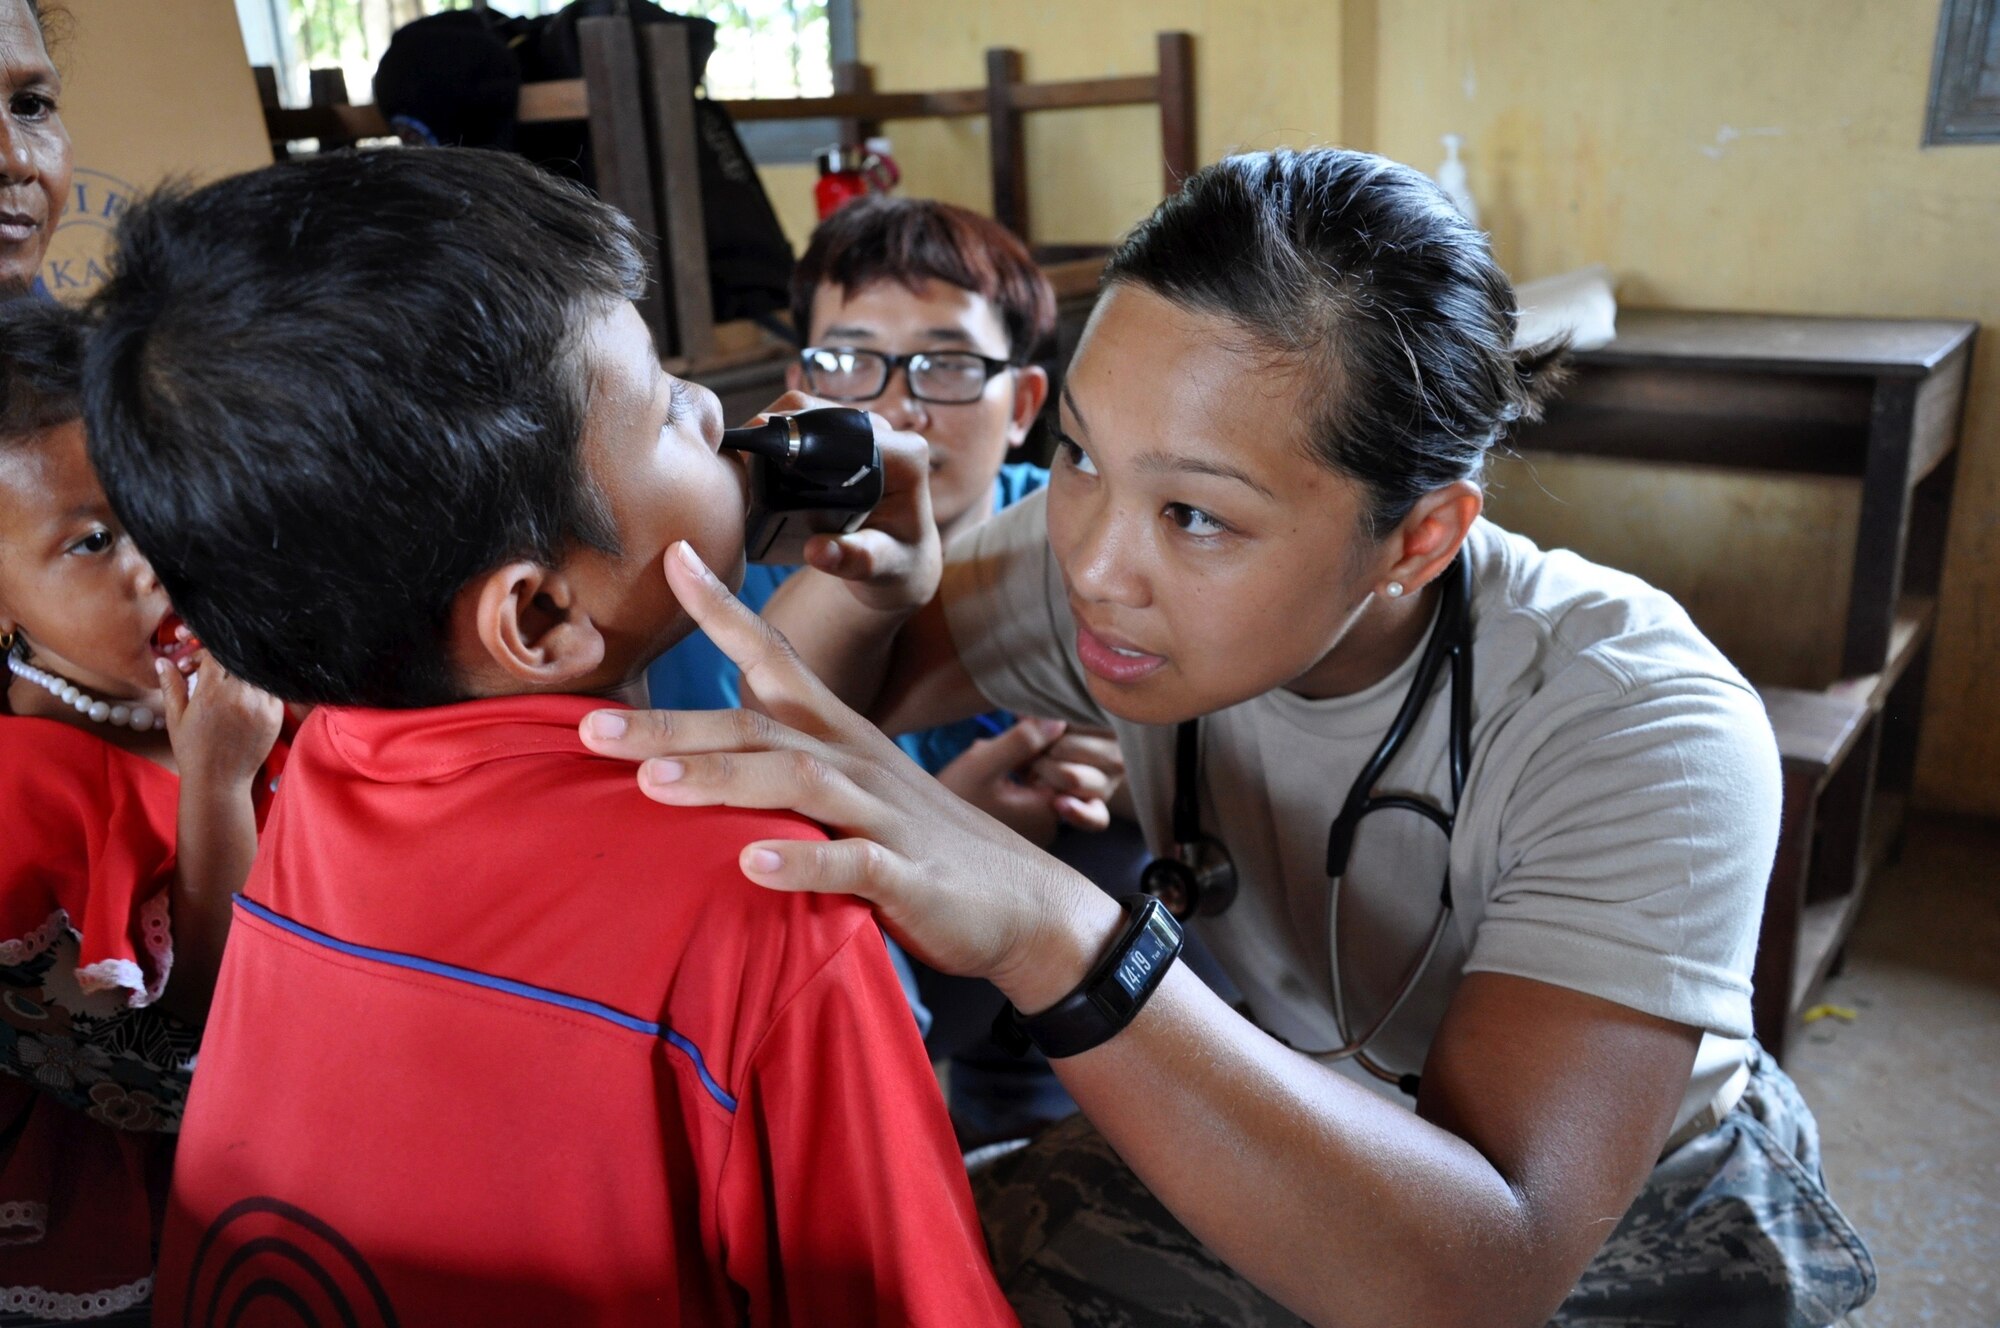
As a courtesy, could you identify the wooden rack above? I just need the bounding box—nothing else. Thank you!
[258,29,1193,380]
[648,30,1194,373]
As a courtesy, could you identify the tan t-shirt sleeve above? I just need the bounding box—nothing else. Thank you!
[938,487,1110,729]
[1464,667,1779,1041]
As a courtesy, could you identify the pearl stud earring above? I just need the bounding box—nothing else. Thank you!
[1384,581,1406,599]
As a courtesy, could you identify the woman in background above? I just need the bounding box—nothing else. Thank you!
[0,0,70,300]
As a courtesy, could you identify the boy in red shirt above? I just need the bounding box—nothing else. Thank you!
[81,149,1012,1326]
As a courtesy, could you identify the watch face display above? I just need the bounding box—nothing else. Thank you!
[1031,897,1185,1058]
[1113,910,1181,1000]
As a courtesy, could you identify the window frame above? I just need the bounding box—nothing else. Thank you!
[728,0,858,165]
[1924,0,2000,145]
[247,0,858,163]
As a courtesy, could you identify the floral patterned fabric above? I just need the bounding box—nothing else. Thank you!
[0,926,196,1135]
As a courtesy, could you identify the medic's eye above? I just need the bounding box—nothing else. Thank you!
[1164,503,1228,538]
[1054,431,1097,476]
[66,527,114,556]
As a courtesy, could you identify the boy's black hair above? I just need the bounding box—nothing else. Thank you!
[0,296,85,448]
[83,147,645,708]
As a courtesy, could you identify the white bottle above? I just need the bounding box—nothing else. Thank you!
[1435,134,1480,227]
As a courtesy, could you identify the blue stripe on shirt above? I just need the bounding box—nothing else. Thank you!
[234,896,738,1112]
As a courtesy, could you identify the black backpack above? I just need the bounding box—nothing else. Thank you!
[375,0,794,325]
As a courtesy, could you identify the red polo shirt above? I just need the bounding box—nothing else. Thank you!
[155,695,1013,1327]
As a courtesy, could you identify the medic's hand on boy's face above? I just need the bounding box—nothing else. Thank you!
[582,541,1100,990]
[751,389,941,617]
[155,639,284,789]
[935,718,1124,848]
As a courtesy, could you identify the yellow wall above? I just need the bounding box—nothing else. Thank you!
[1362,0,2000,816]
[757,161,821,258]
[855,0,2000,816]
[42,0,272,300]
[849,1,1347,246]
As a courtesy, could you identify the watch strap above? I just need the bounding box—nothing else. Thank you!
[993,895,1184,1060]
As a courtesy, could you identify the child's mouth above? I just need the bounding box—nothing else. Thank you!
[149,612,201,666]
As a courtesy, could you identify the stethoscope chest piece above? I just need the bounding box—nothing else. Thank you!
[1139,835,1237,919]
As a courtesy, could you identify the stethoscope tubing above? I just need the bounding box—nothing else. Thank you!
[1165,554,1475,1083]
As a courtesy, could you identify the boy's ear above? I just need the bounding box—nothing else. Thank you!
[783,360,805,393]
[1006,364,1050,447]
[459,561,607,693]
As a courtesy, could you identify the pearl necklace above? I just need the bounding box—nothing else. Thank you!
[4,648,159,731]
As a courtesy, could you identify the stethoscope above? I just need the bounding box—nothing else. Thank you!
[1138,553,1473,1094]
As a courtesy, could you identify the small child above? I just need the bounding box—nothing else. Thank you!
[83,149,1011,1325]
[0,299,285,1317]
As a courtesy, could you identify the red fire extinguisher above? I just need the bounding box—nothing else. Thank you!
[815,140,900,220]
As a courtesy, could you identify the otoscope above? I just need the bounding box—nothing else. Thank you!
[720,407,885,565]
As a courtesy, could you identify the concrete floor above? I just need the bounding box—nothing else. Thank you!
[1782,812,2000,1327]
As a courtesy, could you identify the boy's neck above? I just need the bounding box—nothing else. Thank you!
[460,673,652,709]
[607,673,650,710]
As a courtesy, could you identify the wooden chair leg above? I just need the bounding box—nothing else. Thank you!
[1753,766,1817,1063]
[1157,32,1196,196]
[1807,716,1879,905]
[639,20,717,365]
[577,15,668,355]
[834,59,880,150]
[308,67,356,152]
[985,46,1028,240]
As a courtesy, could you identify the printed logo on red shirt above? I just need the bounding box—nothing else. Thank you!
[180,1196,399,1327]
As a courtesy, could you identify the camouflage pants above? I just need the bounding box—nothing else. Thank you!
[972,1048,1874,1327]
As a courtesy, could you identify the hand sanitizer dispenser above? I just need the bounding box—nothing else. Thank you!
[1435,134,1480,227]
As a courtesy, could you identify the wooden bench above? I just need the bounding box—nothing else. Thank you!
[260,27,1191,398]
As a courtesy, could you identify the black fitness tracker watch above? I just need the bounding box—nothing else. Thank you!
[993,894,1184,1059]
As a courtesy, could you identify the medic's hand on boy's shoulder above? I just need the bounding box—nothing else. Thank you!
[582,542,1108,983]
[751,390,941,617]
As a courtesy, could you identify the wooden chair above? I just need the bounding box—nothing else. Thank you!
[254,18,669,346]
[251,65,281,112]
[1512,310,1977,1060]
[247,66,369,155]
[786,32,1198,252]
